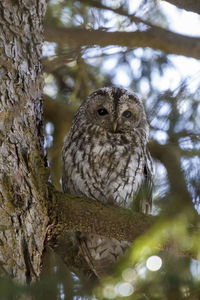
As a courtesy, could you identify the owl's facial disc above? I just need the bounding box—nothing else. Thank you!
[85,88,145,134]
[88,102,141,134]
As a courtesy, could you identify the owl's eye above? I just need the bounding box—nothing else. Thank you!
[97,108,109,116]
[122,110,132,118]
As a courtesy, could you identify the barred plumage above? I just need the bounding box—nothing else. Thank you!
[62,87,153,276]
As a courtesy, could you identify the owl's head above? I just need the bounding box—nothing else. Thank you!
[79,87,149,136]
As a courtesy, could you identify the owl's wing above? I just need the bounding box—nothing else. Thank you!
[62,134,72,193]
[132,148,153,214]
[77,233,100,277]
[143,159,153,213]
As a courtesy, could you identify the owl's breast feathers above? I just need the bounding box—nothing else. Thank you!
[62,123,151,209]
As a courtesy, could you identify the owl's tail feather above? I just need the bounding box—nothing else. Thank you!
[78,235,100,278]
[78,233,130,277]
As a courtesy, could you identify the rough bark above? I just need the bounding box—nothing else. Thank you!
[0,0,48,283]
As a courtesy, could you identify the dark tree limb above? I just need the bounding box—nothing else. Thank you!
[149,141,193,208]
[44,26,200,60]
[43,94,74,190]
[164,0,200,14]
[47,186,156,274]
[76,0,152,27]
[46,184,199,271]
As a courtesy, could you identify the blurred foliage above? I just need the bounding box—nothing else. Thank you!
[38,0,200,299]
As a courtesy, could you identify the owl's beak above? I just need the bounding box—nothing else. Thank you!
[113,121,118,132]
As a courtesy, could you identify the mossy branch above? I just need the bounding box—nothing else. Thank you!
[49,187,156,242]
[47,185,199,265]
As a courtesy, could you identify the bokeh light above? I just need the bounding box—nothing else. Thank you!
[146,255,162,271]
[122,268,137,282]
[136,264,147,279]
[103,284,117,299]
[115,282,134,297]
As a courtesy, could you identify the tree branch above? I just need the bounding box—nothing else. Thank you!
[76,0,153,27]
[49,187,156,243]
[43,94,74,190]
[47,187,156,274]
[44,26,200,60]
[149,141,193,208]
[164,0,200,14]
[47,185,199,267]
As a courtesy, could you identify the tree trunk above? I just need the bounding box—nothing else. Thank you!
[0,0,48,283]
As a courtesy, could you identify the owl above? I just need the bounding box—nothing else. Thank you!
[62,87,153,277]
